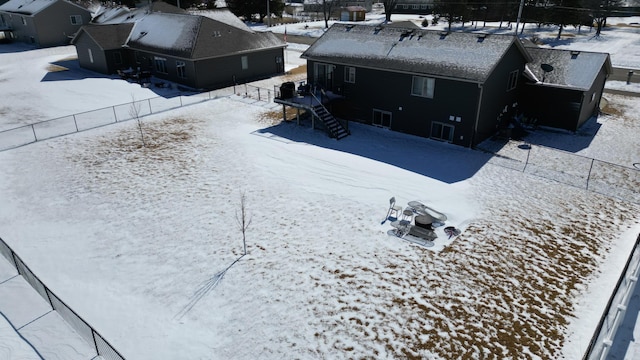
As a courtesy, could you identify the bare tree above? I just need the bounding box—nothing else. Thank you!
[129,94,147,147]
[320,0,342,28]
[235,191,252,255]
[383,0,399,22]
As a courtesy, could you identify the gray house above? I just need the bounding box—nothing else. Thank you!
[72,8,286,90]
[0,0,91,47]
[520,48,611,131]
[300,24,532,147]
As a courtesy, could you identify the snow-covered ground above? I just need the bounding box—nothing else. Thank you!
[0,12,639,360]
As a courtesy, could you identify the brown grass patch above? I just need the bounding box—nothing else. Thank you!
[46,64,68,72]
[259,107,308,126]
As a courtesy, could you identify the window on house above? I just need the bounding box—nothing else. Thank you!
[372,109,392,128]
[402,5,408,9]
[507,70,518,91]
[448,115,462,122]
[154,56,167,73]
[344,66,356,83]
[176,61,186,78]
[412,4,420,9]
[88,48,93,63]
[70,15,82,25]
[411,76,435,98]
[114,52,122,65]
[431,122,455,142]
[421,4,428,10]
[241,56,248,70]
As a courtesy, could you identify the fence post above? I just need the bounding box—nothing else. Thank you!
[73,115,79,132]
[113,106,118,123]
[523,145,531,172]
[586,158,595,190]
[91,330,100,355]
[31,124,38,142]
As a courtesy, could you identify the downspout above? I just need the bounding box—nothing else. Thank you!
[472,82,484,148]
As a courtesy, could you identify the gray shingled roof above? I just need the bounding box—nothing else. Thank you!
[0,0,87,15]
[525,47,612,90]
[72,23,134,50]
[301,23,529,83]
[124,12,284,60]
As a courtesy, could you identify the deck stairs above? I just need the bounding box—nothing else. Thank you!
[310,103,349,140]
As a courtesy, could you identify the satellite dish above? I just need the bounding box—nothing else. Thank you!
[540,63,554,83]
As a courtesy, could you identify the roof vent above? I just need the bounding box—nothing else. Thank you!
[570,50,580,59]
[374,26,383,35]
[439,31,448,40]
[345,24,355,31]
[477,34,487,42]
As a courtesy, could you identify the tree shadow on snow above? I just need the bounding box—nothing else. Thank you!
[253,120,493,184]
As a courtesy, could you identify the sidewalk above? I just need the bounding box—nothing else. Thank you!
[0,258,95,360]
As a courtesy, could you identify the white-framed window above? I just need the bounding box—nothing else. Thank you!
[431,122,455,142]
[241,55,248,70]
[154,56,167,73]
[372,109,392,128]
[412,4,420,9]
[88,48,93,63]
[411,76,435,98]
[344,66,355,83]
[507,70,518,91]
[448,115,462,122]
[421,4,429,10]
[114,51,122,65]
[176,61,186,78]
[70,15,82,25]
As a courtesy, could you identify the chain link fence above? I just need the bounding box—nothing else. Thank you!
[0,236,126,360]
[481,140,640,205]
[0,87,235,152]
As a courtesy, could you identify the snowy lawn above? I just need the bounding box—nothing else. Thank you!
[0,13,639,360]
[0,90,639,358]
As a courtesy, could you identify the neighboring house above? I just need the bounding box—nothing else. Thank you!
[0,0,91,47]
[300,24,532,147]
[340,6,366,21]
[394,0,434,15]
[520,48,611,131]
[72,7,286,90]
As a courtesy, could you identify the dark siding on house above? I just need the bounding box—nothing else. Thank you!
[193,48,285,89]
[475,42,528,145]
[520,84,583,131]
[309,60,481,147]
[74,33,108,74]
[34,1,90,47]
[577,66,607,129]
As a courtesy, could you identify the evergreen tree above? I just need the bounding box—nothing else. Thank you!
[226,0,284,22]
